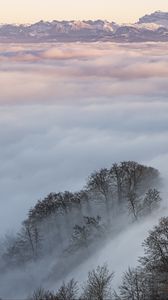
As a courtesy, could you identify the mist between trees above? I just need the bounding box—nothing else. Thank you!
[0,161,165,298]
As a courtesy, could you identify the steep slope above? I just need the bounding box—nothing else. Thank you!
[0,162,162,297]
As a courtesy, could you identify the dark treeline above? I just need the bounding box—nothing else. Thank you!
[0,161,163,297]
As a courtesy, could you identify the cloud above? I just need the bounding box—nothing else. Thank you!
[0,41,168,298]
[0,42,168,106]
[0,42,168,236]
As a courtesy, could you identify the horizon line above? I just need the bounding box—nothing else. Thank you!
[0,10,167,26]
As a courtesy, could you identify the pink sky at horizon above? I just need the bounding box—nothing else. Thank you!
[0,0,168,24]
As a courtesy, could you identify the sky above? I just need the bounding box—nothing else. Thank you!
[0,0,168,23]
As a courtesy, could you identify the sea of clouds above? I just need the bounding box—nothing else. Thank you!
[0,42,168,237]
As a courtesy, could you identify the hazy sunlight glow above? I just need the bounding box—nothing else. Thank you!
[1,0,168,24]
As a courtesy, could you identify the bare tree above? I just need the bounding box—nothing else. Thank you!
[82,264,114,300]
[142,189,161,215]
[127,192,141,220]
[110,163,125,204]
[127,189,161,220]
[116,267,149,300]
[119,161,160,196]
[31,287,53,300]
[67,216,103,253]
[87,169,114,222]
[55,279,78,300]
[140,217,168,273]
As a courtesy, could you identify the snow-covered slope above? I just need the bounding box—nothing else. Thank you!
[138,11,168,27]
[0,11,168,42]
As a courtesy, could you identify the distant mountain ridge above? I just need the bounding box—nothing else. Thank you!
[0,11,168,42]
[138,11,168,26]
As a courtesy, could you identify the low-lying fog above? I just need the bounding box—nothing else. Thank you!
[0,42,168,297]
[0,42,168,235]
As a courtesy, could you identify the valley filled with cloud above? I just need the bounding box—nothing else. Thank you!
[0,42,168,297]
[0,42,168,235]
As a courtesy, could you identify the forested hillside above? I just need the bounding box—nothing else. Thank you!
[0,161,166,299]
[30,217,168,299]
